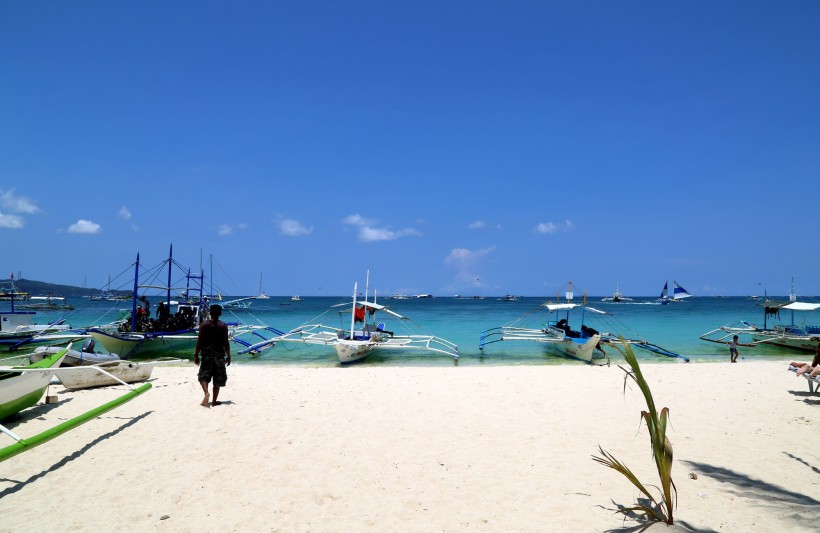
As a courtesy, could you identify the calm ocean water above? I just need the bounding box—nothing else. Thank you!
[11,295,814,367]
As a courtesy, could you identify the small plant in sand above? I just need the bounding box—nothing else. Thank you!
[592,340,677,525]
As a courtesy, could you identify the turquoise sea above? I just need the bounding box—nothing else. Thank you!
[10,295,814,367]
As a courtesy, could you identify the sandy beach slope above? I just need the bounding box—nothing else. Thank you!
[1,361,818,532]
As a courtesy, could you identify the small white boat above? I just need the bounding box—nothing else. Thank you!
[56,358,180,390]
[291,296,302,302]
[256,273,270,299]
[601,284,633,303]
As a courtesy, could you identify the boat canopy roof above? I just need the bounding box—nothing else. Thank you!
[542,303,609,315]
[331,300,405,319]
[781,302,820,311]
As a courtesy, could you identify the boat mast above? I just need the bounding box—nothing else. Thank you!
[130,253,140,332]
[790,277,797,325]
[350,282,358,340]
[166,244,173,308]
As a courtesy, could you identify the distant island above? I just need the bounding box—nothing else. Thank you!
[0,278,130,299]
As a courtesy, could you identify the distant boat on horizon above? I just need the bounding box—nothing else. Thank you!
[256,273,270,300]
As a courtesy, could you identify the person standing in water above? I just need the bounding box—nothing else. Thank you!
[194,304,231,407]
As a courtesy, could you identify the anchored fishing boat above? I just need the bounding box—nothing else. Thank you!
[480,281,687,364]
[89,247,284,359]
[273,272,459,363]
[87,247,205,359]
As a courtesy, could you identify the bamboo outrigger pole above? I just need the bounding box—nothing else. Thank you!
[0,382,151,463]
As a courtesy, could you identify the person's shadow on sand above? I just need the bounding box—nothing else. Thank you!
[211,400,235,407]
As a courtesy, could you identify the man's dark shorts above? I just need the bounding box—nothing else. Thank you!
[198,354,227,387]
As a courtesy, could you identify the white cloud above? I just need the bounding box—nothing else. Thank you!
[343,213,376,226]
[536,222,558,234]
[279,219,313,237]
[468,220,486,230]
[0,212,24,229]
[535,219,574,234]
[444,246,496,286]
[0,188,40,214]
[217,223,248,236]
[360,226,420,242]
[342,213,420,243]
[118,206,132,220]
[67,219,101,234]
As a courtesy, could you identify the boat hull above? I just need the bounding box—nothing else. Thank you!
[57,361,157,390]
[0,349,67,421]
[750,332,820,352]
[33,346,121,367]
[335,339,375,363]
[89,329,198,359]
[549,335,603,363]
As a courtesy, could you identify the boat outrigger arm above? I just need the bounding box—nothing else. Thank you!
[0,366,152,462]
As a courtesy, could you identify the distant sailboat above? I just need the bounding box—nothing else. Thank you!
[658,280,692,304]
[256,273,270,299]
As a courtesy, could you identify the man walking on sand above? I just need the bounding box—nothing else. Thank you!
[194,304,231,407]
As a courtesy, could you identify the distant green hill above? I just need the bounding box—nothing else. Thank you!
[0,278,129,298]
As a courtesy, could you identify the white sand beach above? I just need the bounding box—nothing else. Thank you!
[1,361,818,532]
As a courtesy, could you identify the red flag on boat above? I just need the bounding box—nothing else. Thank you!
[354,306,366,323]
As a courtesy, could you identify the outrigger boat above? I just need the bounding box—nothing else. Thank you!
[700,284,820,353]
[272,272,459,363]
[0,343,151,462]
[480,281,687,364]
[88,246,283,359]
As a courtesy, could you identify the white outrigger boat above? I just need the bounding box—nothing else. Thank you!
[273,273,458,364]
[700,287,820,353]
[480,282,687,364]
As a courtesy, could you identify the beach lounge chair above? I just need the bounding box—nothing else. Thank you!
[789,365,820,393]
[806,374,820,394]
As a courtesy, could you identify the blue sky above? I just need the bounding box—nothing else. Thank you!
[2,2,819,297]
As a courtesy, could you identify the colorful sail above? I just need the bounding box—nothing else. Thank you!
[673,281,692,300]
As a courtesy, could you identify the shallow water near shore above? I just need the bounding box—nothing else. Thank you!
[11,295,814,367]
